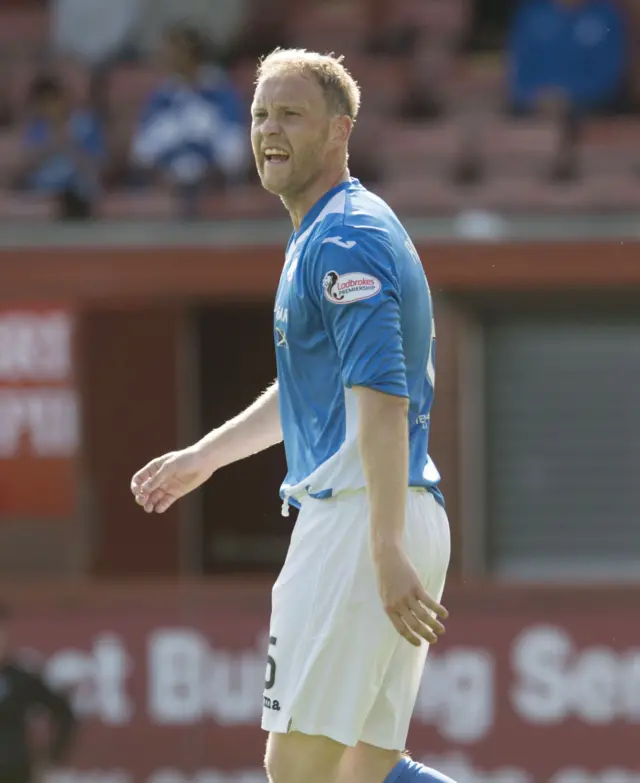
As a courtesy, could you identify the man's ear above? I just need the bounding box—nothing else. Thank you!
[332,115,353,145]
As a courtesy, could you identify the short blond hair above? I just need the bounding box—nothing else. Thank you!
[256,48,361,121]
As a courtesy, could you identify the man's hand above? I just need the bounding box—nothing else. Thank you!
[130,445,215,513]
[374,543,448,647]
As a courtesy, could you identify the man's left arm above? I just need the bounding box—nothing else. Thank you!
[355,385,447,648]
[313,233,448,645]
[355,385,409,554]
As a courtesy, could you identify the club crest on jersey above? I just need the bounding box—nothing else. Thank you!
[323,271,382,305]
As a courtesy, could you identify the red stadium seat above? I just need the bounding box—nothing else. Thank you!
[0,192,56,220]
[579,118,640,176]
[107,65,164,118]
[0,131,23,177]
[288,0,370,57]
[480,118,560,177]
[381,121,468,179]
[202,184,285,220]
[98,190,175,220]
[0,9,48,53]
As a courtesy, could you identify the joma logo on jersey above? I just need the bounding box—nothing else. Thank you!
[322,236,356,249]
[274,305,288,323]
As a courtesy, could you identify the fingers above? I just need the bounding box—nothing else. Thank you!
[131,455,175,513]
[388,610,422,647]
[140,460,173,494]
[407,596,446,643]
[137,488,178,514]
[386,593,449,647]
[397,604,438,646]
[130,457,165,493]
[415,583,449,620]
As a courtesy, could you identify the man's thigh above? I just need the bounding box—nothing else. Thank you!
[265,730,345,783]
[336,741,402,783]
[262,491,450,751]
[261,494,399,744]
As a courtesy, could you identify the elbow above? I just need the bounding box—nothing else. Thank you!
[354,385,409,421]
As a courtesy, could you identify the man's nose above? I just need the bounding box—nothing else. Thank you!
[261,114,281,135]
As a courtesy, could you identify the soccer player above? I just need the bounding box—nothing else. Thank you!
[131,49,455,783]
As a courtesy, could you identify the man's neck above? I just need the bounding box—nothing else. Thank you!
[174,66,200,86]
[286,168,350,232]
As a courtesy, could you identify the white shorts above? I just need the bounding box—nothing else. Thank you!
[261,488,451,750]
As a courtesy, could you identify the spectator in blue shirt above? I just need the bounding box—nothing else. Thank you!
[131,24,249,219]
[509,0,626,113]
[13,74,106,219]
[508,0,627,180]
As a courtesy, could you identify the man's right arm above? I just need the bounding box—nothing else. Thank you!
[196,380,282,472]
[131,380,282,513]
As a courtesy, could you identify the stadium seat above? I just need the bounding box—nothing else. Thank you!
[368,0,471,40]
[107,65,163,118]
[0,131,23,177]
[288,0,370,57]
[0,192,56,220]
[0,9,49,54]
[378,177,464,215]
[348,56,405,114]
[579,118,640,176]
[98,190,175,220]
[480,118,560,177]
[202,184,284,219]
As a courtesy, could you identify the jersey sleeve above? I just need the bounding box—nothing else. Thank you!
[307,230,408,397]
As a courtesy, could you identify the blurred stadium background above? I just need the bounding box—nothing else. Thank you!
[0,0,638,781]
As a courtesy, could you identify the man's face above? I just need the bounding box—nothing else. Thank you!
[251,72,336,199]
[162,36,192,75]
[37,92,65,123]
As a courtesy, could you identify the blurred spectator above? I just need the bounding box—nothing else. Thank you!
[509,0,626,114]
[130,24,249,219]
[507,0,627,179]
[12,74,105,220]
[0,603,77,783]
[368,1,465,123]
[398,34,457,122]
[135,0,250,62]
[51,0,140,67]
[51,0,142,119]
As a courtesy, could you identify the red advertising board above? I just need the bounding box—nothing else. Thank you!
[0,304,78,516]
[8,586,638,783]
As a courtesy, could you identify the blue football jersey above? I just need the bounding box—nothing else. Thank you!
[274,178,443,513]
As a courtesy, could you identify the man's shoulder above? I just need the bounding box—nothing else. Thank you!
[313,192,398,251]
[312,223,391,259]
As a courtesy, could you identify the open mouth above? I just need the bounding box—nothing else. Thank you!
[264,148,290,165]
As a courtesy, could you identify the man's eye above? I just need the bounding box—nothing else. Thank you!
[284,111,300,116]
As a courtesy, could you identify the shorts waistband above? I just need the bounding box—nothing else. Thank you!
[281,486,427,517]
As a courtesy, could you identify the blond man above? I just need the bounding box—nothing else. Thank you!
[132,49,455,783]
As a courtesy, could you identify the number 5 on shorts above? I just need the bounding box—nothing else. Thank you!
[265,635,277,690]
